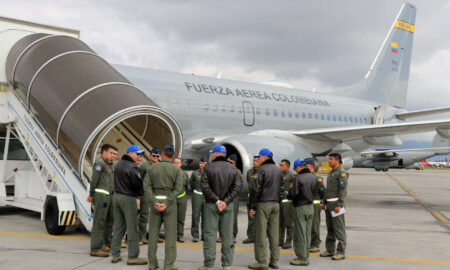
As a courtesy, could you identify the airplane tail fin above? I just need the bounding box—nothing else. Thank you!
[339,3,416,108]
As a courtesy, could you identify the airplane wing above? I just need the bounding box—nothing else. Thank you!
[292,119,450,142]
[396,107,450,120]
[361,147,450,155]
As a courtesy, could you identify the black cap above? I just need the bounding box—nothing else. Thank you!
[304,157,315,166]
[163,144,174,152]
[228,154,238,162]
[150,147,160,154]
[200,155,208,162]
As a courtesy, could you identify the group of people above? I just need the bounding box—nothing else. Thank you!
[87,143,348,270]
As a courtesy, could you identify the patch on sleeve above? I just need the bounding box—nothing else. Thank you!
[340,181,345,186]
[318,177,323,182]
[341,173,346,178]
[95,165,102,172]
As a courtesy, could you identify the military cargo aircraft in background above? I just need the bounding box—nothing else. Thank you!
[353,133,450,171]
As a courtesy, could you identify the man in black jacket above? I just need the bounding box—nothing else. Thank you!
[198,144,242,270]
[248,148,284,270]
[287,158,316,266]
[110,145,147,265]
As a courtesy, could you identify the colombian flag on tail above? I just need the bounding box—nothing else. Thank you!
[391,42,399,53]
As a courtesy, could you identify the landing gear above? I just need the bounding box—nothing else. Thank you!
[44,197,66,235]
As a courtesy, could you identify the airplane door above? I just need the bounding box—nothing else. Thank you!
[242,101,255,126]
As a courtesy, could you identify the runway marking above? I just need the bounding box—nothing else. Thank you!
[0,232,90,240]
[2,232,450,265]
[385,172,450,229]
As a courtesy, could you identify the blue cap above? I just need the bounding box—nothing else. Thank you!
[150,147,160,154]
[258,148,273,157]
[163,144,174,152]
[127,145,144,154]
[304,157,315,165]
[210,144,226,154]
[293,159,306,169]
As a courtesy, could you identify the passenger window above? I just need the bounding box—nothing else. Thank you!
[256,107,261,115]
[333,115,337,122]
[315,113,319,119]
[302,112,306,118]
[327,114,331,121]
[230,105,235,113]
[344,116,348,122]
[288,111,293,118]
[265,108,270,116]
[281,111,285,118]
[338,116,342,122]
[213,104,218,112]
[273,109,278,117]
[204,103,209,111]
[221,105,227,113]
[321,114,325,120]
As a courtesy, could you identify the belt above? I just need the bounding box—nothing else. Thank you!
[313,200,322,205]
[95,188,109,195]
[177,191,186,199]
[155,195,168,200]
[193,190,203,195]
[326,197,339,202]
[281,199,292,203]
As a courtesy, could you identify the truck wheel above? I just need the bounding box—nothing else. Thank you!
[45,197,66,235]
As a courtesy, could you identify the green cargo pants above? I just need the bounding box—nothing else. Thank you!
[203,203,234,268]
[310,203,322,248]
[111,193,140,258]
[177,194,187,238]
[191,192,205,239]
[139,196,150,240]
[280,200,294,245]
[325,210,347,254]
[254,202,280,265]
[90,192,114,251]
[246,203,255,240]
[293,204,314,261]
[233,197,239,238]
[148,202,177,269]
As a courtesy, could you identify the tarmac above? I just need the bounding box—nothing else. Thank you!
[0,168,449,270]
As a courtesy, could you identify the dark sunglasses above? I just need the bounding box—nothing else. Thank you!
[152,154,160,158]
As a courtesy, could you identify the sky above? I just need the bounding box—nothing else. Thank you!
[1,0,449,143]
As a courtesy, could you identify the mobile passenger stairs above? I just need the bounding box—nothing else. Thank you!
[0,17,182,234]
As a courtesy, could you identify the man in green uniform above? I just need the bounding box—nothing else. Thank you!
[287,158,317,266]
[278,159,296,249]
[146,144,183,270]
[198,144,241,270]
[88,144,118,257]
[173,157,189,243]
[138,147,160,244]
[227,154,241,244]
[320,153,348,261]
[243,154,260,244]
[307,158,326,253]
[110,145,147,265]
[248,148,284,270]
[190,156,208,242]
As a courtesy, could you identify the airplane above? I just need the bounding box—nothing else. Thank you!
[353,133,450,171]
[3,2,450,234]
[1,2,450,183]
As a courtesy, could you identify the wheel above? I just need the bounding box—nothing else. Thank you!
[383,168,389,171]
[375,168,380,171]
[45,197,66,235]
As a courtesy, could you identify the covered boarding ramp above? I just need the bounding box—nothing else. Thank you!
[0,22,182,234]
[3,31,183,181]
